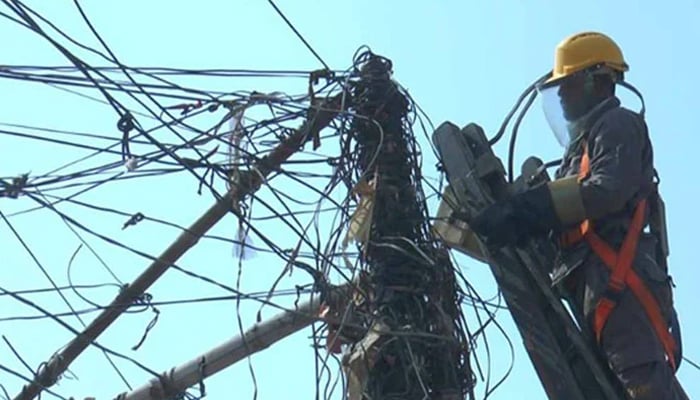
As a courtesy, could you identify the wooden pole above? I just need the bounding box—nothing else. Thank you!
[13,95,342,400]
[114,284,349,400]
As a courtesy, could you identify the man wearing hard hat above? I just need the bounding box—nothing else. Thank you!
[471,32,688,399]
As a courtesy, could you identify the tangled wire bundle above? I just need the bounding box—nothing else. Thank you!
[0,3,519,399]
[341,52,474,399]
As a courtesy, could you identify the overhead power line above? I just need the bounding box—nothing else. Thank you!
[266,0,331,71]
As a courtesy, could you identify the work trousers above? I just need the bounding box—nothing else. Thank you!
[563,234,689,400]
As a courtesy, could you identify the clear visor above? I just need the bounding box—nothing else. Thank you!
[538,84,573,147]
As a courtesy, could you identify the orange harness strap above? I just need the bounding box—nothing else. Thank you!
[561,143,677,370]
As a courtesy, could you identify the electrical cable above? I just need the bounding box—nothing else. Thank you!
[0,10,509,397]
[266,0,330,71]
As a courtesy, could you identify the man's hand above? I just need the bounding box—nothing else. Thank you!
[469,184,560,247]
[469,200,522,247]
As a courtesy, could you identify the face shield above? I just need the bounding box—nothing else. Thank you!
[537,71,599,148]
[538,83,573,147]
[536,67,644,149]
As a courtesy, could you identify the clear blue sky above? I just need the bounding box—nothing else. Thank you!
[0,1,698,399]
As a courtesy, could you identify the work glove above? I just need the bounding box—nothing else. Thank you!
[469,183,561,247]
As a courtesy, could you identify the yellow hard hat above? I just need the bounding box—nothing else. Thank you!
[545,32,629,85]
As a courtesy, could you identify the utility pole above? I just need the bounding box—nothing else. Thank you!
[114,282,352,400]
[340,52,473,400]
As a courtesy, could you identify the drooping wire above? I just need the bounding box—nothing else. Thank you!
[0,208,133,389]
[0,285,162,378]
[488,72,549,146]
[507,88,538,183]
[0,10,510,397]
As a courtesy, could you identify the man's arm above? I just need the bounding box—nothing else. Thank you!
[469,108,650,245]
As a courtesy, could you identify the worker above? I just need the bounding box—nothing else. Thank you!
[469,32,688,399]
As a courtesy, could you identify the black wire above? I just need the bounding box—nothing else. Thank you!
[3,65,327,77]
[0,383,10,400]
[0,283,121,297]
[2,336,35,376]
[3,0,124,117]
[4,1,221,199]
[0,61,340,212]
[0,208,133,389]
[0,122,176,147]
[266,0,330,70]
[0,290,311,323]
[0,128,126,156]
[507,88,538,183]
[1,11,342,400]
[0,209,89,324]
[0,22,502,398]
[69,0,223,123]
[0,363,67,400]
[35,193,278,255]
[683,356,700,372]
[21,192,331,315]
[2,101,251,210]
[0,69,208,101]
[66,245,109,308]
[489,72,549,146]
[0,285,162,378]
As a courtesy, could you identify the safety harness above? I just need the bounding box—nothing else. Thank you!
[560,142,677,370]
